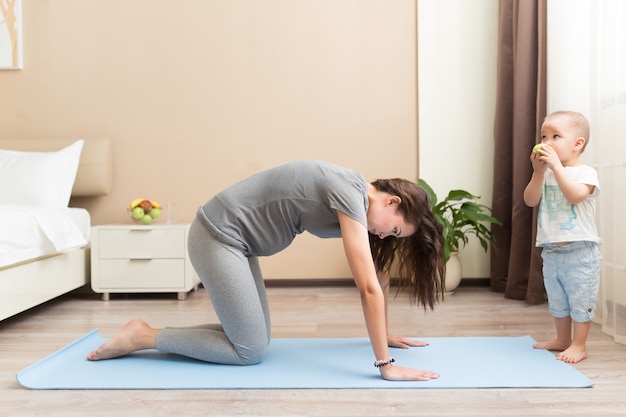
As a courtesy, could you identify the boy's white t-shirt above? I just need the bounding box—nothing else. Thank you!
[536,165,601,246]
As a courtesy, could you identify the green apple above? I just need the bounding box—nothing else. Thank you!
[533,144,543,154]
[150,207,162,219]
[131,206,144,220]
[141,214,153,225]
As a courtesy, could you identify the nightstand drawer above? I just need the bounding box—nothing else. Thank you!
[96,259,186,289]
[97,228,186,259]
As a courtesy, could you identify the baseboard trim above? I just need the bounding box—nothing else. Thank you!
[459,278,490,287]
[264,278,490,288]
[265,278,355,287]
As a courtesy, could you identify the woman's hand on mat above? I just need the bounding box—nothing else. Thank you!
[387,335,428,349]
[380,364,439,381]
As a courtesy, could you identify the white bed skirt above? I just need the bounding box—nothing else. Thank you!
[0,248,90,322]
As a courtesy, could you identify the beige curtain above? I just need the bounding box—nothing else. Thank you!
[489,0,547,305]
[593,0,626,346]
[546,0,626,346]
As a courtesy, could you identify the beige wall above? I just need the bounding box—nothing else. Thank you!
[0,0,418,279]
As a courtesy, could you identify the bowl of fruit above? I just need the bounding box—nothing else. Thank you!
[128,199,162,225]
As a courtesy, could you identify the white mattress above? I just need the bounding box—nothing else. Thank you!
[0,204,90,268]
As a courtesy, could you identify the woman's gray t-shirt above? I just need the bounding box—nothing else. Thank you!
[197,160,369,257]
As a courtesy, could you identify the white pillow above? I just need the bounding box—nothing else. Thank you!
[0,140,84,208]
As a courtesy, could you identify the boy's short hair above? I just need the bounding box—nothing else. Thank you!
[545,110,591,151]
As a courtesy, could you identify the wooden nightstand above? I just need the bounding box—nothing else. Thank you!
[90,224,200,300]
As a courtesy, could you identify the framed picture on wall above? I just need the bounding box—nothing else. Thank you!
[0,0,23,70]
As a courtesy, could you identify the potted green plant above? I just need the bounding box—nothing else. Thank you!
[417,179,502,291]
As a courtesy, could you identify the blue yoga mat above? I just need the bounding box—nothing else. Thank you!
[16,330,593,389]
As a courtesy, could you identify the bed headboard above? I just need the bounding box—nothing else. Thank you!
[0,138,113,196]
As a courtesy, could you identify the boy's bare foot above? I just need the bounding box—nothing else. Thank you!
[87,319,158,361]
[533,339,569,351]
[557,345,588,363]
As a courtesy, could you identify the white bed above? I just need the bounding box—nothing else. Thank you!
[0,139,112,321]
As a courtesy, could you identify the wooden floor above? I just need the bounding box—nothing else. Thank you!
[1,283,625,417]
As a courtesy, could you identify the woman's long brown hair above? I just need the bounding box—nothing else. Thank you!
[368,178,446,310]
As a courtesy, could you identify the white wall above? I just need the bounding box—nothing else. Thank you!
[418,0,499,278]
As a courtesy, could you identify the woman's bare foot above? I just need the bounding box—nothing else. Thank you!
[557,345,588,363]
[533,339,569,351]
[87,319,159,361]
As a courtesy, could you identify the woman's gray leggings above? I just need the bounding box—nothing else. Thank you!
[155,217,271,365]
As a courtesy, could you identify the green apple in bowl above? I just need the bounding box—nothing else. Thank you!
[131,206,144,220]
[150,208,162,219]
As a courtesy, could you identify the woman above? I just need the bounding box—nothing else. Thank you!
[88,160,446,381]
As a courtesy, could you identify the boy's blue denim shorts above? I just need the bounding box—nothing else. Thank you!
[540,241,601,323]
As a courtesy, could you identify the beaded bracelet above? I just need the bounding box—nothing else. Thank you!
[374,358,395,368]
